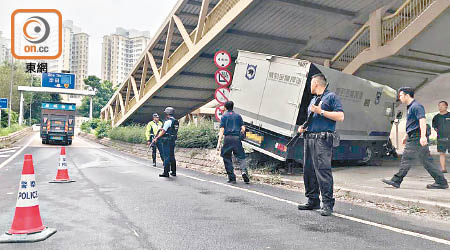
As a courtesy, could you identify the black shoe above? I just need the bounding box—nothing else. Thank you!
[426,182,449,189]
[442,169,448,173]
[319,207,333,216]
[227,180,237,184]
[242,173,250,184]
[382,179,400,188]
[297,203,320,210]
[152,162,156,167]
[170,172,176,177]
[159,173,169,177]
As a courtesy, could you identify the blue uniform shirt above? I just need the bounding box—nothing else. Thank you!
[220,110,243,136]
[307,90,344,133]
[406,100,425,134]
[162,116,174,131]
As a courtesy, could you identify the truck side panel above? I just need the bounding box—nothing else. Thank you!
[230,54,271,126]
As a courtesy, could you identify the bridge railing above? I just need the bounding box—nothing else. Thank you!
[330,25,370,70]
[331,0,435,70]
[108,0,243,125]
[382,0,434,44]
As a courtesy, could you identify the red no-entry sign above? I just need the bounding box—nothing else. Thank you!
[215,105,225,122]
[214,69,232,87]
[215,87,230,104]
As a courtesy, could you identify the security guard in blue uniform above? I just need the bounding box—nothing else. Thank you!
[153,107,179,177]
[383,87,448,189]
[297,73,344,216]
[217,101,250,184]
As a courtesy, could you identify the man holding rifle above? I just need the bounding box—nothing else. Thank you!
[297,73,344,216]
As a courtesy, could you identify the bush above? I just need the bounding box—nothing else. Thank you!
[176,120,218,148]
[80,121,91,133]
[109,125,146,144]
[94,120,111,138]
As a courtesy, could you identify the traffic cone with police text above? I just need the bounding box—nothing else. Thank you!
[49,147,75,183]
[0,154,56,243]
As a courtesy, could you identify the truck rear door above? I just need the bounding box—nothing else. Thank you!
[257,59,310,136]
[50,115,67,133]
[230,52,271,125]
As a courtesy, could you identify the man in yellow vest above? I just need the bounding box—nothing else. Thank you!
[146,113,164,166]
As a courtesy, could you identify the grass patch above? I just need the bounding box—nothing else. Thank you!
[0,124,26,137]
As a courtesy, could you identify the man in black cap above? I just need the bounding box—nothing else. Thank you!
[153,107,179,177]
[146,113,163,166]
[382,87,448,189]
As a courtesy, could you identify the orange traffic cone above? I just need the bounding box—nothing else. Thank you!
[0,154,56,243]
[49,147,75,183]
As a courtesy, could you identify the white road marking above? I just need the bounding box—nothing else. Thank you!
[0,147,19,152]
[0,134,34,169]
[0,155,11,158]
[97,147,450,246]
[0,150,17,154]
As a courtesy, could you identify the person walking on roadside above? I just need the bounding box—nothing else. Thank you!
[296,73,344,217]
[382,87,448,189]
[216,101,250,184]
[432,101,450,173]
[153,107,179,177]
[146,113,164,166]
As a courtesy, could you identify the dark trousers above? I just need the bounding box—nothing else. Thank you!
[150,138,163,164]
[303,137,335,209]
[392,135,447,185]
[221,135,247,181]
[161,138,176,174]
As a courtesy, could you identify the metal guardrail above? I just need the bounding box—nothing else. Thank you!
[382,0,434,44]
[331,0,435,70]
[0,127,32,148]
[331,25,370,70]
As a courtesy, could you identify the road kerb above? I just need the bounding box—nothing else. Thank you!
[251,173,450,214]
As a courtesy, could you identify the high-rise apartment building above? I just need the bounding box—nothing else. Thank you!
[102,28,151,86]
[0,31,11,64]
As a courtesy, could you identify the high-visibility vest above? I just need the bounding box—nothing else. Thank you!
[146,120,163,141]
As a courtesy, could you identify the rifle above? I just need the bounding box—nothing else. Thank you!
[286,82,329,147]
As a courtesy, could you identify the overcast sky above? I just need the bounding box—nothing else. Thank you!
[1,0,179,77]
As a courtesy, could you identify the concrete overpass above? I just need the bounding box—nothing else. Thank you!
[101,0,449,126]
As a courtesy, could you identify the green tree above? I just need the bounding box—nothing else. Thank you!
[0,61,32,115]
[0,62,63,126]
[78,76,115,118]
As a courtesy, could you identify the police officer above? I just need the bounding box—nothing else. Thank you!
[216,101,250,184]
[432,101,450,173]
[383,87,448,189]
[146,113,164,166]
[297,73,344,216]
[152,107,179,177]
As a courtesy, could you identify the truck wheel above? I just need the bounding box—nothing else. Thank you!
[359,146,373,165]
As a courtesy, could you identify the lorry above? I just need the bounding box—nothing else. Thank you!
[40,102,76,145]
[229,50,398,164]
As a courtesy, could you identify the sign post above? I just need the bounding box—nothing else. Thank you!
[213,50,232,122]
[0,98,7,128]
[41,72,76,89]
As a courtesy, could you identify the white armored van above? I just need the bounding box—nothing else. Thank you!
[229,50,397,163]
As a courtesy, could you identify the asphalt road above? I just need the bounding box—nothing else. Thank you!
[0,133,449,250]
